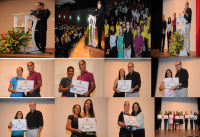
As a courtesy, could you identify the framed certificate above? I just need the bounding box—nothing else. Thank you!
[165,77,179,88]
[123,115,138,126]
[117,80,132,92]
[157,115,162,119]
[70,79,89,95]
[78,118,96,132]
[164,115,168,119]
[180,116,184,119]
[12,119,27,131]
[175,116,179,119]
[185,115,189,118]
[16,80,34,92]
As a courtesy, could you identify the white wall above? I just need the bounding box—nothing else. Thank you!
[155,58,200,97]
[55,59,104,97]
[104,59,151,97]
[0,0,55,48]
[0,98,55,137]
[163,0,196,51]
[108,98,155,137]
[55,97,108,137]
[160,97,198,129]
[0,59,55,97]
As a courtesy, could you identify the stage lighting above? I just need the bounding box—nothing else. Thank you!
[59,15,60,18]
[77,16,80,21]
[64,15,65,18]
[70,16,71,19]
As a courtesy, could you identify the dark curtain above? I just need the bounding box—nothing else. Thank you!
[151,58,159,97]
[197,98,200,111]
[155,98,162,130]
[196,0,200,55]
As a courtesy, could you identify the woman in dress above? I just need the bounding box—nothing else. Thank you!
[8,67,26,97]
[66,104,83,137]
[169,111,173,130]
[118,101,131,137]
[113,68,126,97]
[117,25,124,58]
[110,26,117,57]
[159,69,174,97]
[134,25,143,58]
[167,17,172,52]
[8,111,25,137]
[131,102,145,137]
[80,99,96,137]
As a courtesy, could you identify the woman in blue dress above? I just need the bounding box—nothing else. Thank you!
[117,25,124,58]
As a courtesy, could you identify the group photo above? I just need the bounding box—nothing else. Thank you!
[55,0,105,58]
[151,0,200,58]
[155,97,200,137]
[0,59,55,97]
[104,0,151,58]
[108,97,154,137]
[152,58,200,97]
[55,59,104,97]
[0,0,55,58]
[103,59,151,97]
[55,98,108,137]
[0,98,55,137]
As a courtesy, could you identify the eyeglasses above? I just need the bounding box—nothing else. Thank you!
[128,66,133,68]
[175,64,181,67]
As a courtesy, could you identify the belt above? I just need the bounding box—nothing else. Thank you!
[132,90,139,93]
[186,22,190,25]
[29,127,38,130]
[177,87,187,90]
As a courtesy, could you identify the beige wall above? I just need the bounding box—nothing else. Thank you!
[161,98,198,129]
[104,59,151,97]
[155,58,200,97]
[0,98,55,137]
[55,59,104,97]
[0,0,55,48]
[108,98,155,137]
[55,97,108,137]
[0,59,55,97]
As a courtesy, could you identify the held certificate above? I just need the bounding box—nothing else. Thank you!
[12,119,27,131]
[185,115,189,118]
[123,115,138,126]
[175,116,179,119]
[165,78,179,88]
[70,79,89,95]
[169,115,173,119]
[180,116,184,119]
[190,115,194,118]
[157,115,162,119]
[117,80,132,92]
[78,118,96,132]
[194,115,197,120]
[16,80,34,92]
[164,115,168,119]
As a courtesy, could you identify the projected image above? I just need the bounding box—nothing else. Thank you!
[55,0,105,58]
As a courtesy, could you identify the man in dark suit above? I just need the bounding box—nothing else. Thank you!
[160,14,166,52]
[95,1,103,48]
[30,2,50,53]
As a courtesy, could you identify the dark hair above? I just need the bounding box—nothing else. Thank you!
[176,60,182,65]
[110,26,116,35]
[37,2,44,7]
[79,60,86,65]
[165,69,173,78]
[14,111,23,119]
[131,102,142,116]
[27,62,34,66]
[118,68,125,80]
[83,99,95,117]
[17,67,23,71]
[168,17,171,24]
[186,1,189,5]
[73,104,81,117]
[67,66,74,72]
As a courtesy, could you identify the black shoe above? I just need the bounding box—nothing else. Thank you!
[162,50,164,52]
[187,53,190,56]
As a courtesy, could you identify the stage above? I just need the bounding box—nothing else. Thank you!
[151,49,199,58]
[0,48,55,58]
[69,29,105,58]
[155,129,200,137]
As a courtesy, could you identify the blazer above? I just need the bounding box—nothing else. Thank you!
[96,6,103,29]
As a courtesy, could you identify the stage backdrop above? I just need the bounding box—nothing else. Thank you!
[0,98,55,137]
[0,0,55,49]
[155,58,200,97]
[55,59,104,97]
[104,59,151,97]
[0,59,55,97]
[161,97,198,129]
[163,0,196,51]
[55,97,108,137]
[108,98,155,137]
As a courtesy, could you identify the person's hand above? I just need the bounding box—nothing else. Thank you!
[95,15,96,19]
[170,86,177,90]
[124,123,128,127]
[32,15,36,18]
[76,129,83,133]
[128,88,134,93]
[13,90,19,94]
[116,89,121,93]
[134,124,138,128]
[110,46,112,50]
[135,54,138,58]
[163,29,164,32]
[36,132,40,137]
[125,49,127,55]
[10,124,14,127]
[19,12,25,14]
[69,84,74,89]
[83,91,90,97]
[28,89,34,94]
